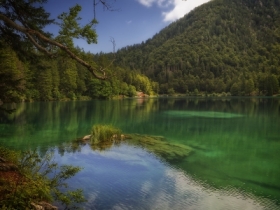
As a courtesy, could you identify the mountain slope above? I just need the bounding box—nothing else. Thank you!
[113,0,280,95]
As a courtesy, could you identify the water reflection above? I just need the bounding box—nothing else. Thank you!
[0,99,159,149]
[0,97,280,209]
[53,143,279,210]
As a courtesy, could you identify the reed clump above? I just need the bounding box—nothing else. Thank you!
[91,124,122,144]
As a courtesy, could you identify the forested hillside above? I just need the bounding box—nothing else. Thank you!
[1,0,280,107]
[0,43,157,103]
[112,0,280,96]
[0,2,158,105]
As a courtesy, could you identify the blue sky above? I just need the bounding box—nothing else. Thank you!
[44,0,211,53]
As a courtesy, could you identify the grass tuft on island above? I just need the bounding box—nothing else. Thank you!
[79,124,192,162]
[91,124,122,144]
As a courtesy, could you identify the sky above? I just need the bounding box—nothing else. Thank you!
[44,0,211,53]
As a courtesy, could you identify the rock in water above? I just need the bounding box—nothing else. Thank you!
[31,201,58,210]
[82,135,91,140]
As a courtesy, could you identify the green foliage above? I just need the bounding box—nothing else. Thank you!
[113,0,280,96]
[245,79,254,95]
[230,83,240,96]
[0,147,19,163]
[0,148,86,209]
[56,4,98,47]
[1,0,279,102]
[0,44,26,103]
[127,85,137,97]
[36,58,60,101]
[0,49,158,103]
[0,42,158,103]
[258,73,280,96]
[91,124,122,144]
[193,88,199,96]
[167,88,175,95]
[0,0,54,61]
[2,0,279,101]
[0,0,159,103]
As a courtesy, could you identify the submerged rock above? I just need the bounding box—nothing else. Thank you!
[165,110,243,118]
[82,135,91,140]
[125,134,192,162]
[78,132,192,162]
[31,201,58,210]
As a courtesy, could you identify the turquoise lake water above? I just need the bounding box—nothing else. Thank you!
[0,97,279,209]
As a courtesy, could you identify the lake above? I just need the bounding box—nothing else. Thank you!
[0,97,280,210]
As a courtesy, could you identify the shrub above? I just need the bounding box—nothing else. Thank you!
[167,88,175,95]
[91,124,122,144]
[0,147,86,209]
[221,92,227,97]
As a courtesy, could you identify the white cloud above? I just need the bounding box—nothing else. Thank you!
[126,20,132,24]
[138,0,156,7]
[137,0,211,22]
[163,0,211,22]
[137,0,173,8]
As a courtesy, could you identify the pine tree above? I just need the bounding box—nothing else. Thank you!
[0,44,26,103]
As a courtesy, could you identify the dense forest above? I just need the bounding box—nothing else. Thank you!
[1,0,280,109]
[0,0,158,107]
[110,0,280,96]
[0,42,157,102]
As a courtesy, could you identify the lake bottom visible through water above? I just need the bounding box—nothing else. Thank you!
[0,98,279,209]
[51,142,279,210]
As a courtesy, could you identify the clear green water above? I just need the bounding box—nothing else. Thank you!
[0,97,280,210]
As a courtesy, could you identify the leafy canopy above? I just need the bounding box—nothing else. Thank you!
[0,0,106,79]
[57,4,98,46]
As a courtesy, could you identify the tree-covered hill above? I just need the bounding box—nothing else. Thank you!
[1,0,280,106]
[0,1,158,106]
[0,43,157,103]
[112,0,280,96]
